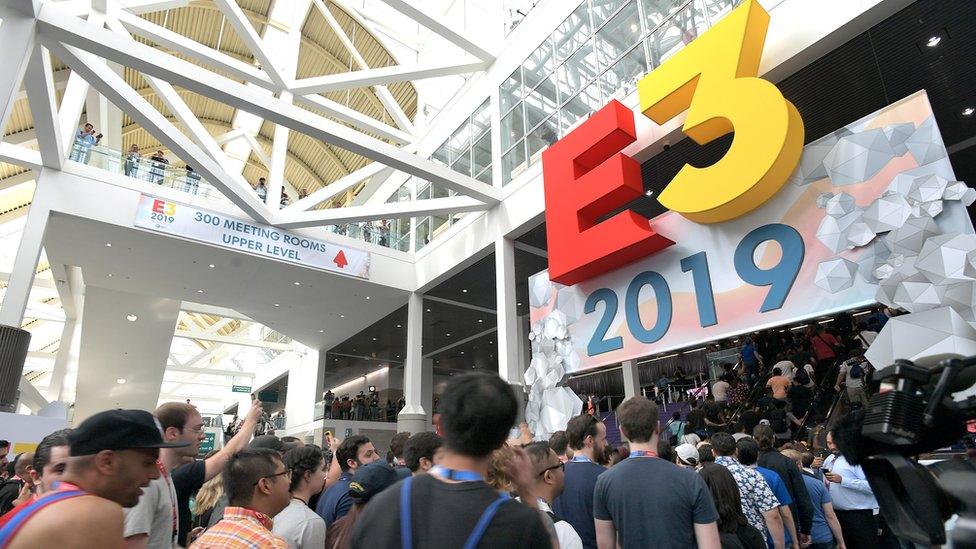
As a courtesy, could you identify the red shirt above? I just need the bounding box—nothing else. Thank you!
[810,333,838,360]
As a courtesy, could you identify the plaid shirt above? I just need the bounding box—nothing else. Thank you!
[190,506,289,549]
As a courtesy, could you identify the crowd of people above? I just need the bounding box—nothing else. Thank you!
[320,390,403,423]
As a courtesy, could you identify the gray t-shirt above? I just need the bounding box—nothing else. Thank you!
[273,498,327,549]
[594,456,717,548]
[124,473,178,548]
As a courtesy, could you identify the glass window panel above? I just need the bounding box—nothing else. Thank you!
[475,166,492,184]
[558,44,599,99]
[646,1,708,67]
[523,73,558,131]
[432,145,450,166]
[526,115,558,163]
[501,104,524,151]
[500,68,522,113]
[432,184,450,199]
[471,99,491,141]
[450,149,472,177]
[697,0,736,26]
[595,1,641,70]
[502,141,527,186]
[447,123,469,164]
[591,0,629,28]
[553,4,591,62]
[559,81,602,135]
[415,217,430,250]
[641,0,688,31]
[472,132,492,176]
[431,215,450,237]
[416,179,431,200]
[599,45,647,100]
[523,38,555,89]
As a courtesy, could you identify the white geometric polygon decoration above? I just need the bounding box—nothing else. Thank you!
[963,189,976,207]
[825,192,856,217]
[816,192,834,209]
[814,258,858,293]
[788,135,837,186]
[862,193,913,233]
[816,210,862,253]
[555,285,587,325]
[915,201,944,219]
[846,222,876,248]
[915,233,976,284]
[524,308,583,440]
[883,122,915,155]
[965,250,976,280]
[865,307,976,369]
[529,274,555,308]
[891,273,946,313]
[904,117,947,166]
[887,173,920,196]
[823,128,898,185]
[944,280,976,322]
[944,181,969,201]
[908,174,949,204]
[884,216,940,255]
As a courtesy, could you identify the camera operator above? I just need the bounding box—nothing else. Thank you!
[821,411,899,548]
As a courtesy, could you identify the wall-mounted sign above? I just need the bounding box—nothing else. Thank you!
[232,385,252,394]
[530,92,972,373]
[133,195,371,279]
[198,431,216,456]
[542,0,803,286]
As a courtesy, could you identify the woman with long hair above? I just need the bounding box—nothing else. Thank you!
[325,461,399,549]
[698,463,766,549]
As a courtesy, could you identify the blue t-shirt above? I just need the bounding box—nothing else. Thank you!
[315,473,352,527]
[802,472,834,543]
[742,343,758,366]
[552,459,605,549]
[756,466,792,549]
[594,456,718,548]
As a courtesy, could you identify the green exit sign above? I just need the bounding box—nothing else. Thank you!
[232,385,252,393]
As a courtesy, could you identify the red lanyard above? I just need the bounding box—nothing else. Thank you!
[156,462,178,540]
[629,450,658,458]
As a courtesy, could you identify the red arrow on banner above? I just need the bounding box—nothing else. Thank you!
[332,250,348,269]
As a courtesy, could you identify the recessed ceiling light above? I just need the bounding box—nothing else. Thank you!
[644,189,654,197]
[462,289,468,293]
[107,273,113,278]
[116,378,126,384]
[196,289,204,294]
[629,22,638,33]
[339,314,345,318]
[446,333,451,337]
[208,264,215,268]
[926,35,941,47]
[396,324,402,328]
[294,281,301,286]
[105,242,112,247]
[517,302,522,306]
[319,329,324,333]
[489,341,493,344]
[372,337,377,341]
[365,296,370,300]
[426,308,431,312]
[964,107,975,116]
[460,351,465,355]
[125,314,138,322]
[274,303,280,307]
[478,319,484,323]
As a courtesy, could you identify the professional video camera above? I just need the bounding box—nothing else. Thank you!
[839,356,976,547]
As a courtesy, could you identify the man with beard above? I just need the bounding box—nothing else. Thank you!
[0,410,184,548]
[553,413,609,549]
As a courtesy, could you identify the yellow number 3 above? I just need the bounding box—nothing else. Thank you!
[637,0,804,223]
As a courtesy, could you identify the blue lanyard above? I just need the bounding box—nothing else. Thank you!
[570,455,592,463]
[628,450,658,459]
[430,465,484,482]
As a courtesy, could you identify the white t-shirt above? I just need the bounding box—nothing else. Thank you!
[803,364,816,387]
[838,360,866,389]
[273,498,326,549]
[772,360,796,379]
[123,471,177,548]
[712,380,730,402]
[533,498,583,549]
[857,330,878,349]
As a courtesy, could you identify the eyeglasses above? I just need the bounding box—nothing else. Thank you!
[254,468,291,485]
[538,462,564,476]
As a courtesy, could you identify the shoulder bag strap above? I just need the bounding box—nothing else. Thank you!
[0,490,85,547]
[462,494,511,549]
[399,476,414,549]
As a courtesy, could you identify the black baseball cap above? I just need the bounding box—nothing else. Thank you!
[69,409,192,456]
[348,461,399,503]
[249,435,298,454]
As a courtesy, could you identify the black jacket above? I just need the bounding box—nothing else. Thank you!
[0,477,25,515]
[758,449,814,535]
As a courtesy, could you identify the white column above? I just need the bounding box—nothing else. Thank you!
[284,346,320,431]
[622,360,641,400]
[495,235,521,384]
[398,292,430,432]
[47,317,80,401]
[0,171,53,326]
[0,1,37,138]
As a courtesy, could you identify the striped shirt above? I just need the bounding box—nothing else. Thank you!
[190,506,288,548]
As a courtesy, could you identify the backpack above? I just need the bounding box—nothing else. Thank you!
[666,419,685,446]
[849,361,864,379]
[769,408,788,434]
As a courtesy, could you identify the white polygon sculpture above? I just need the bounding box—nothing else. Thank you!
[915,233,976,285]
[891,273,946,313]
[915,201,944,219]
[524,310,583,440]
[788,135,837,186]
[816,192,834,209]
[846,222,875,248]
[555,285,587,325]
[862,193,913,234]
[904,117,947,166]
[814,258,858,293]
[816,210,862,253]
[908,174,949,204]
[825,192,856,217]
[529,273,555,308]
[886,173,919,196]
[865,307,976,369]
[884,216,940,255]
[823,128,898,185]
[944,181,970,201]
[944,280,976,323]
[883,122,915,155]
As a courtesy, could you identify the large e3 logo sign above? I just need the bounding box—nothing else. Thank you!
[543,0,804,286]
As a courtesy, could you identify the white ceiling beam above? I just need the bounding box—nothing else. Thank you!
[0,272,57,290]
[167,364,255,378]
[289,59,489,95]
[13,66,69,103]
[180,302,252,321]
[23,45,65,170]
[28,351,56,360]
[0,2,37,143]
[282,161,387,213]
[266,121,289,208]
[173,329,295,351]
[56,70,91,158]
[292,92,411,145]
[372,0,495,62]
[0,142,43,171]
[277,195,488,227]
[212,0,289,89]
[214,128,246,145]
[309,0,413,134]
[47,41,276,224]
[37,8,499,203]
[118,0,189,15]
[204,316,235,334]
[115,10,276,91]
[0,171,37,191]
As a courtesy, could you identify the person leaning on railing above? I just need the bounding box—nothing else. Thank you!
[123,144,141,177]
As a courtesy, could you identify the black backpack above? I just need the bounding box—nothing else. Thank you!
[849,361,865,379]
[769,408,788,434]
